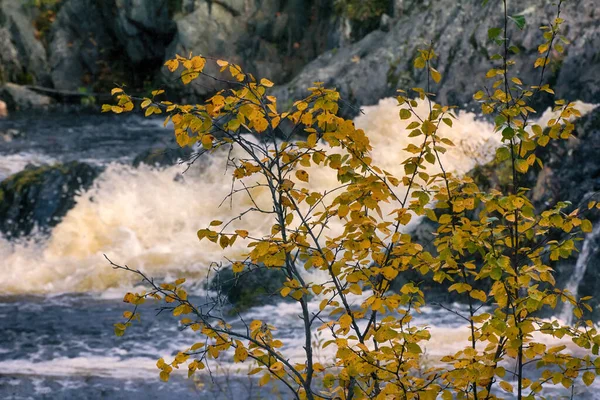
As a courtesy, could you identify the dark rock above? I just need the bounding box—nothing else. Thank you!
[0,83,53,111]
[0,0,50,86]
[162,0,342,98]
[0,162,101,238]
[274,0,600,114]
[48,0,176,91]
[105,0,176,65]
[209,265,288,311]
[48,0,114,91]
[132,147,193,168]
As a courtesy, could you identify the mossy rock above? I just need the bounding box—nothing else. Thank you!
[0,161,101,238]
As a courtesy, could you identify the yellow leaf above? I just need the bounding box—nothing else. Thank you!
[259,373,270,386]
[201,134,213,149]
[499,381,513,393]
[164,59,179,72]
[339,314,352,330]
[260,78,274,87]
[295,170,309,182]
[250,320,262,331]
[583,371,595,386]
[430,67,441,83]
[232,262,244,273]
[234,345,248,362]
[470,289,487,302]
[111,88,123,95]
[159,370,170,382]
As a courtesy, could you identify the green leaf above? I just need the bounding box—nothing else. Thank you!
[400,109,412,120]
[488,27,502,40]
[490,267,502,280]
[509,15,526,30]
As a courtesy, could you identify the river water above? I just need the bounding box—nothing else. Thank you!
[0,100,598,399]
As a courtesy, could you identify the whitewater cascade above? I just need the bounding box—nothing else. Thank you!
[559,223,600,324]
[0,99,595,296]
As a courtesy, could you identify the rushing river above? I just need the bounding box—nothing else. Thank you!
[0,100,598,399]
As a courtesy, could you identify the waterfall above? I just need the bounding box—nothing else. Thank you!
[559,223,600,324]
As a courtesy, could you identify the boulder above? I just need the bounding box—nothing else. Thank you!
[0,162,101,238]
[48,0,176,91]
[162,0,342,98]
[274,0,600,114]
[0,0,50,85]
[132,146,193,168]
[0,83,53,111]
[103,0,176,65]
[210,265,288,311]
[48,0,117,91]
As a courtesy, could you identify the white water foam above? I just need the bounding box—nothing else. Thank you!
[0,100,595,296]
[0,152,58,181]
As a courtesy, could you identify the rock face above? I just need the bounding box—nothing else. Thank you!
[163,0,342,98]
[274,0,600,113]
[48,0,176,91]
[0,162,100,238]
[0,0,50,85]
[210,265,288,311]
[44,0,340,95]
[0,83,53,111]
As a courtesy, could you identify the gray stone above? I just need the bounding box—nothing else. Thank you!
[48,0,115,91]
[274,0,600,114]
[0,0,50,85]
[0,162,101,238]
[0,83,52,110]
[48,0,176,91]
[162,0,341,98]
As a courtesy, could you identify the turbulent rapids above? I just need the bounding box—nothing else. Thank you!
[0,100,598,399]
[0,98,507,295]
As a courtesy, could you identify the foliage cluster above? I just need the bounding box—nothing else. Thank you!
[105,1,600,399]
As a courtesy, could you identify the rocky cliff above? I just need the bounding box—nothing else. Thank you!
[275,0,600,112]
[2,0,596,111]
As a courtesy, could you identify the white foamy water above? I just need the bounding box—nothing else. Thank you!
[0,98,502,295]
[0,99,595,296]
[0,152,58,181]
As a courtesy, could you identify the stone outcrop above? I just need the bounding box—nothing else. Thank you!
[0,162,101,238]
[274,0,600,114]
[48,0,176,91]
[0,0,50,85]
[0,83,53,111]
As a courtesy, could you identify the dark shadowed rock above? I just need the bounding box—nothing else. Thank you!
[274,0,600,114]
[210,265,288,311]
[0,162,101,238]
[48,0,176,91]
[163,0,342,98]
[0,0,50,86]
[48,0,115,91]
[132,147,193,168]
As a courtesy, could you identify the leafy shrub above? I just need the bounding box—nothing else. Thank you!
[105,1,600,398]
